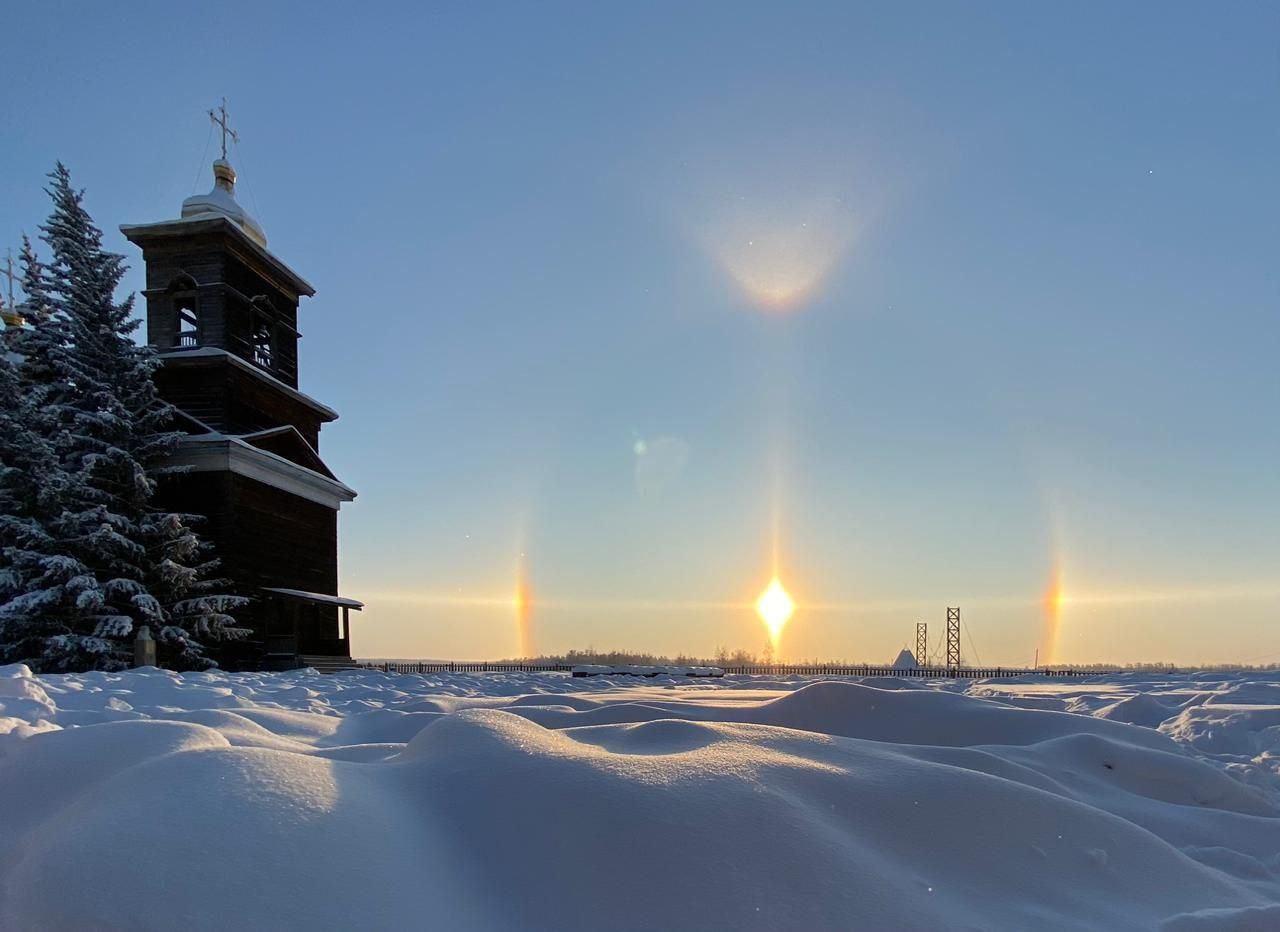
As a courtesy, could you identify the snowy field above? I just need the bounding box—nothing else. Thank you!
[3,666,1280,930]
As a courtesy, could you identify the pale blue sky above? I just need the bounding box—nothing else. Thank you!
[3,2,1277,663]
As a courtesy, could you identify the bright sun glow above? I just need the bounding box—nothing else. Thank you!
[756,577,795,648]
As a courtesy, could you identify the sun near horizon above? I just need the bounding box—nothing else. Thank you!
[756,577,796,655]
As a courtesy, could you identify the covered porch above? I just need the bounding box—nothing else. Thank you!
[260,587,364,671]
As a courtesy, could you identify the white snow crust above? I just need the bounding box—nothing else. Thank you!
[3,664,1280,930]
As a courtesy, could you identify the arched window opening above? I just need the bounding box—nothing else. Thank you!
[251,312,274,369]
[169,275,200,349]
[178,301,199,347]
[248,296,279,371]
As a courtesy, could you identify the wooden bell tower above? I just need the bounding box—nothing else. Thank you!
[121,103,361,671]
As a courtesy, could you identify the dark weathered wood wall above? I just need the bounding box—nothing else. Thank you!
[154,358,327,449]
[158,470,341,666]
[138,229,303,388]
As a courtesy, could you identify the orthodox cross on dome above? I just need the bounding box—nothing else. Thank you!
[2,249,15,303]
[208,98,239,160]
[1,248,22,327]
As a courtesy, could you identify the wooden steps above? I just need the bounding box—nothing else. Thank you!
[297,654,360,673]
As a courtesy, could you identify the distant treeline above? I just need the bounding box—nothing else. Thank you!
[499,646,888,667]
[492,649,1280,672]
[1055,661,1280,672]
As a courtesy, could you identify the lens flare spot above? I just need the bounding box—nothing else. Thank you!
[756,578,795,649]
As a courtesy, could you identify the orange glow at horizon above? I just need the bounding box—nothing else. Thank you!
[756,577,795,653]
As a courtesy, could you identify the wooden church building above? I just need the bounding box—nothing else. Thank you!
[121,121,361,671]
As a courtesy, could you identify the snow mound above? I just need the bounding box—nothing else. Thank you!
[1097,692,1181,728]
[2,667,1280,929]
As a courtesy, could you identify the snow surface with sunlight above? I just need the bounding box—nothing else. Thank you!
[3,665,1280,930]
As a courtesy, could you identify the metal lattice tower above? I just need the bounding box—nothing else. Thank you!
[915,622,927,667]
[946,607,961,669]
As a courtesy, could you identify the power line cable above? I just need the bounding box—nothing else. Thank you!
[232,136,266,229]
[191,120,214,194]
[964,622,982,667]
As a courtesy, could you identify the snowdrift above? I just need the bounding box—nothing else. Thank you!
[2,665,1280,930]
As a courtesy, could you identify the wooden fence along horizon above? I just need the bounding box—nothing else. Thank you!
[355,661,1118,679]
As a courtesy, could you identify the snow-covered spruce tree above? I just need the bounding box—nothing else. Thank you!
[0,236,91,667]
[0,165,248,671]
